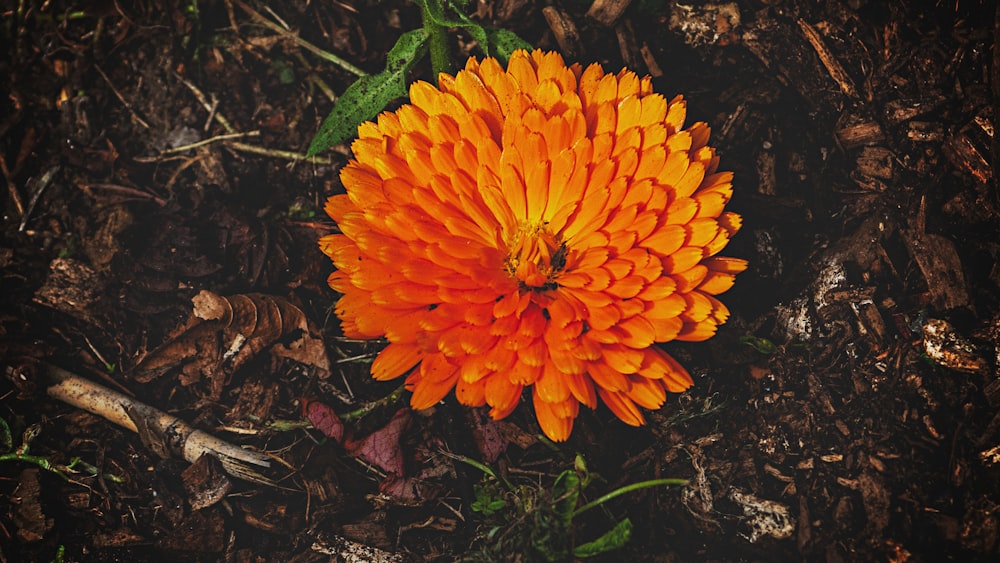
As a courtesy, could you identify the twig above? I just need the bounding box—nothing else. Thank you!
[234,0,368,78]
[0,154,25,218]
[228,141,333,164]
[19,164,60,232]
[176,73,333,164]
[177,74,236,134]
[41,363,276,485]
[798,19,858,99]
[158,130,261,155]
[80,183,167,206]
[93,64,152,129]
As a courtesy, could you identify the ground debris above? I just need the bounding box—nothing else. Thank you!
[729,488,795,543]
[2,0,999,561]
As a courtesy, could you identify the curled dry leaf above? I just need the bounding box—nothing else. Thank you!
[133,290,330,396]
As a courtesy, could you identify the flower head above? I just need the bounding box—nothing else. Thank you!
[320,50,746,442]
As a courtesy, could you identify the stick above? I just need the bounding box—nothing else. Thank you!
[41,363,275,485]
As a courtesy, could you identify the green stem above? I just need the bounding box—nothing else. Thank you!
[420,1,452,81]
[572,478,689,517]
[340,384,407,421]
[0,453,70,480]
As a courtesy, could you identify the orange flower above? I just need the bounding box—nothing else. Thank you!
[320,50,746,442]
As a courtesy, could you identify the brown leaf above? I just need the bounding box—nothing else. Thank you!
[182,453,233,511]
[468,408,508,463]
[132,290,330,394]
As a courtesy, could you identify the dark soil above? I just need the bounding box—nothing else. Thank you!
[3,0,1000,561]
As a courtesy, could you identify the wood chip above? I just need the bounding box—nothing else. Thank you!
[542,6,583,59]
[836,115,885,149]
[902,198,971,311]
[615,19,643,72]
[943,107,994,184]
[797,19,857,98]
[639,43,664,77]
[586,0,633,27]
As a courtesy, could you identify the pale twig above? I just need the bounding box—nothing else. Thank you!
[19,164,60,232]
[80,183,167,206]
[177,74,236,133]
[176,73,334,165]
[228,141,333,164]
[41,363,277,485]
[0,154,26,218]
[158,130,261,155]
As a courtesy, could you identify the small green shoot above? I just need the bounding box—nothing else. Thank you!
[740,334,777,355]
[471,482,508,516]
[455,453,687,560]
[50,545,66,563]
[306,0,532,156]
[0,417,121,483]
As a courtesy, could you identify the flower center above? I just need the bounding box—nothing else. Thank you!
[504,222,567,290]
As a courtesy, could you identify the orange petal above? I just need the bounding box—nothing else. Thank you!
[532,390,575,442]
[626,375,667,410]
[408,354,460,409]
[598,388,644,427]
[674,265,709,293]
[677,319,718,342]
[643,348,694,392]
[565,371,598,408]
[536,362,571,403]
[485,374,523,417]
[456,377,487,406]
[705,256,749,274]
[371,342,422,381]
[602,344,644,373]
[662,246,704,274]
[698,270,737,295]
[588,361,630,392]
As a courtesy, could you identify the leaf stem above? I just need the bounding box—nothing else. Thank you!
[572,478,688,517]
[420,0,452,80]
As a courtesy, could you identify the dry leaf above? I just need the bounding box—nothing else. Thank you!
[132,290,330,397]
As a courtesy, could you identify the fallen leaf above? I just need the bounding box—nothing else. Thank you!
[344,408,412,478]
[468,408,508,463]
[132,290,330,396]
[302,397,345,442]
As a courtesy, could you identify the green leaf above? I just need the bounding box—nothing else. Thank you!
[471,483,508,516]
[0,417,11,453]
[484,26,532,62]
[306,29,428,156]
[552,468,581,528]
[573,518,633,558]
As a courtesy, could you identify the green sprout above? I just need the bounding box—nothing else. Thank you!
[306,0,531,156]
[454,453,687,561]
[0,417,121,482]
[740,334,777,355]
